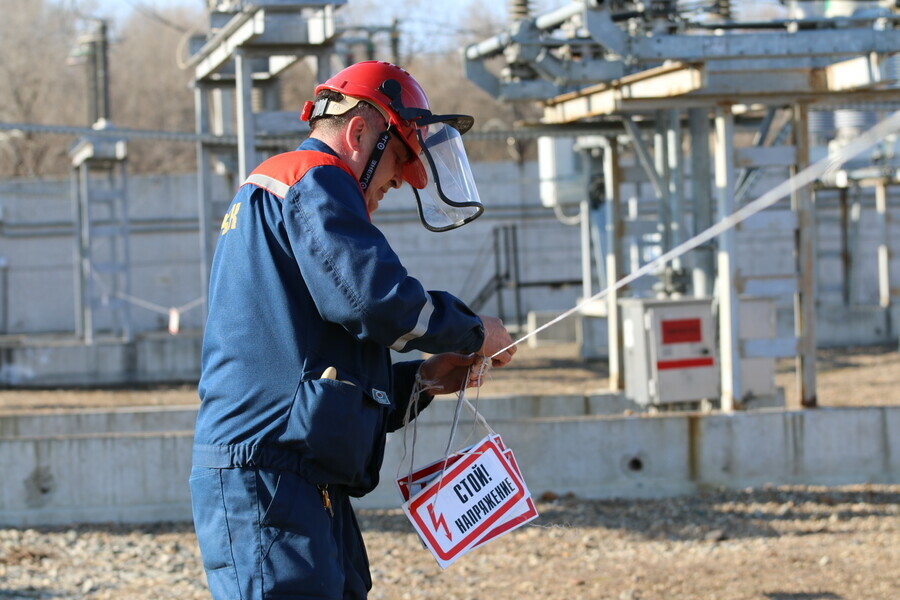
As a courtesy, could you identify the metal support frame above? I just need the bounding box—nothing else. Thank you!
[465,2,900,102]
[466,2,900,410]
[190,3,344,301]
[70,136,132,344]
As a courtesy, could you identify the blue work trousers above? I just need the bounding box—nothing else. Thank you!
[189,466,371,600]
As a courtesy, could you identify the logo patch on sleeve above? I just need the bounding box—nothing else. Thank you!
[371,389,390,405]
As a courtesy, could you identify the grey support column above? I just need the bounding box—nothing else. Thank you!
[603,137,624,391]
[876,179,891,310]
[792,102,817,408]
[714,106,741,412]
[235,49,256,181]
[194,83,213,319]
[688,108,715,297]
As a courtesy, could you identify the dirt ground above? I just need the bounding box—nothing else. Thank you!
[1,342,897,411]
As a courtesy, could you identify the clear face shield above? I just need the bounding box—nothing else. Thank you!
[412,121,484,232]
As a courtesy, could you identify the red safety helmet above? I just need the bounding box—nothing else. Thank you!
[301,61,483,231]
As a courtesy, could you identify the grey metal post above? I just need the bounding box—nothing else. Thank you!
[839,187,851,306]
[876,179,891,310]
[688,108,714,297]
[654,110,672,254]
[195,84,213,319]
[714,106,740,412]
[667,109,685,257]
[791,102,817,408]
[603,137,624,391]
[0,258,7,335]
[493,227,505,320]
[79,163,93,345]
[235,49,256,181]
[118,159,132,343]
[580,198,592,299]
[510,225,523,328]
[70,166,85,339]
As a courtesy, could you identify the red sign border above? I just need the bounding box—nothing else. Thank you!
[472,449,538,547]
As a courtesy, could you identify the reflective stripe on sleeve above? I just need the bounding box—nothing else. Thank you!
[244,173,291,198]
[390,295,435,351]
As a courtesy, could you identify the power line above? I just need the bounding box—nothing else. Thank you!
[123,0,190,33]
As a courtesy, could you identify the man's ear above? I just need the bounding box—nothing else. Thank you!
[345,115,368,153]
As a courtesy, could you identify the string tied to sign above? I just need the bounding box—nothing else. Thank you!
[397,357,494,493]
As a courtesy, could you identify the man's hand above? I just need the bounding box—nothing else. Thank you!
[477,315,517,367]
[418,352,487,395]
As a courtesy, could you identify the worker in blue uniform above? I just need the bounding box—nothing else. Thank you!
[190,60,517,600]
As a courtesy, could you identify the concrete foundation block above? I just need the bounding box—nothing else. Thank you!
[0,432,193,527]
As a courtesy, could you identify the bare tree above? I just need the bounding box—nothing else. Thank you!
[109,4,204,174]
[0,1,544,177]
[0,0,85,177]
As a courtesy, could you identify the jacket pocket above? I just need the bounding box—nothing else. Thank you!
[289,378,388,487]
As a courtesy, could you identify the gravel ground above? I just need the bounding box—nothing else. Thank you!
[0,485,897,599]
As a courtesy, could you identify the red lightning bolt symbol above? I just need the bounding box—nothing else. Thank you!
[427,502,452,541]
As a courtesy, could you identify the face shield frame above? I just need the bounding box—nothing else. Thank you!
[411,121,484,232]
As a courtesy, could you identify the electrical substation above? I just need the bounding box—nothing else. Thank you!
[0,1,898,525]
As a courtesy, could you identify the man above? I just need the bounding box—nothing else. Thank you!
[190,60,516,600]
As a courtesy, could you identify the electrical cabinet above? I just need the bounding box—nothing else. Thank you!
[621,297,778,406]
[622,298,718,406]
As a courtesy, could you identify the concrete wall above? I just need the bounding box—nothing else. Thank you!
[0,401,896,526]
[0,163,583,338]
[2,166,898,343]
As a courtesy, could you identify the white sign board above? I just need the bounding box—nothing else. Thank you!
[401,435,537,568]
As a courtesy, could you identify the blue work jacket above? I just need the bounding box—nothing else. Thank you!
[193,138,484,496]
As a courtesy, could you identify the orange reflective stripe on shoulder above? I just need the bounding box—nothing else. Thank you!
[241,150,361,200]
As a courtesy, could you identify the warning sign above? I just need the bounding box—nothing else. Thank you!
[401,435,536,568]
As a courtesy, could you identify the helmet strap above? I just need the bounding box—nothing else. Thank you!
[358,130,392,192]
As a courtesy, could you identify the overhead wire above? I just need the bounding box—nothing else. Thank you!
[123,0,191,33]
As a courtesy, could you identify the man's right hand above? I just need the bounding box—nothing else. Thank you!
[477,315,516,367]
